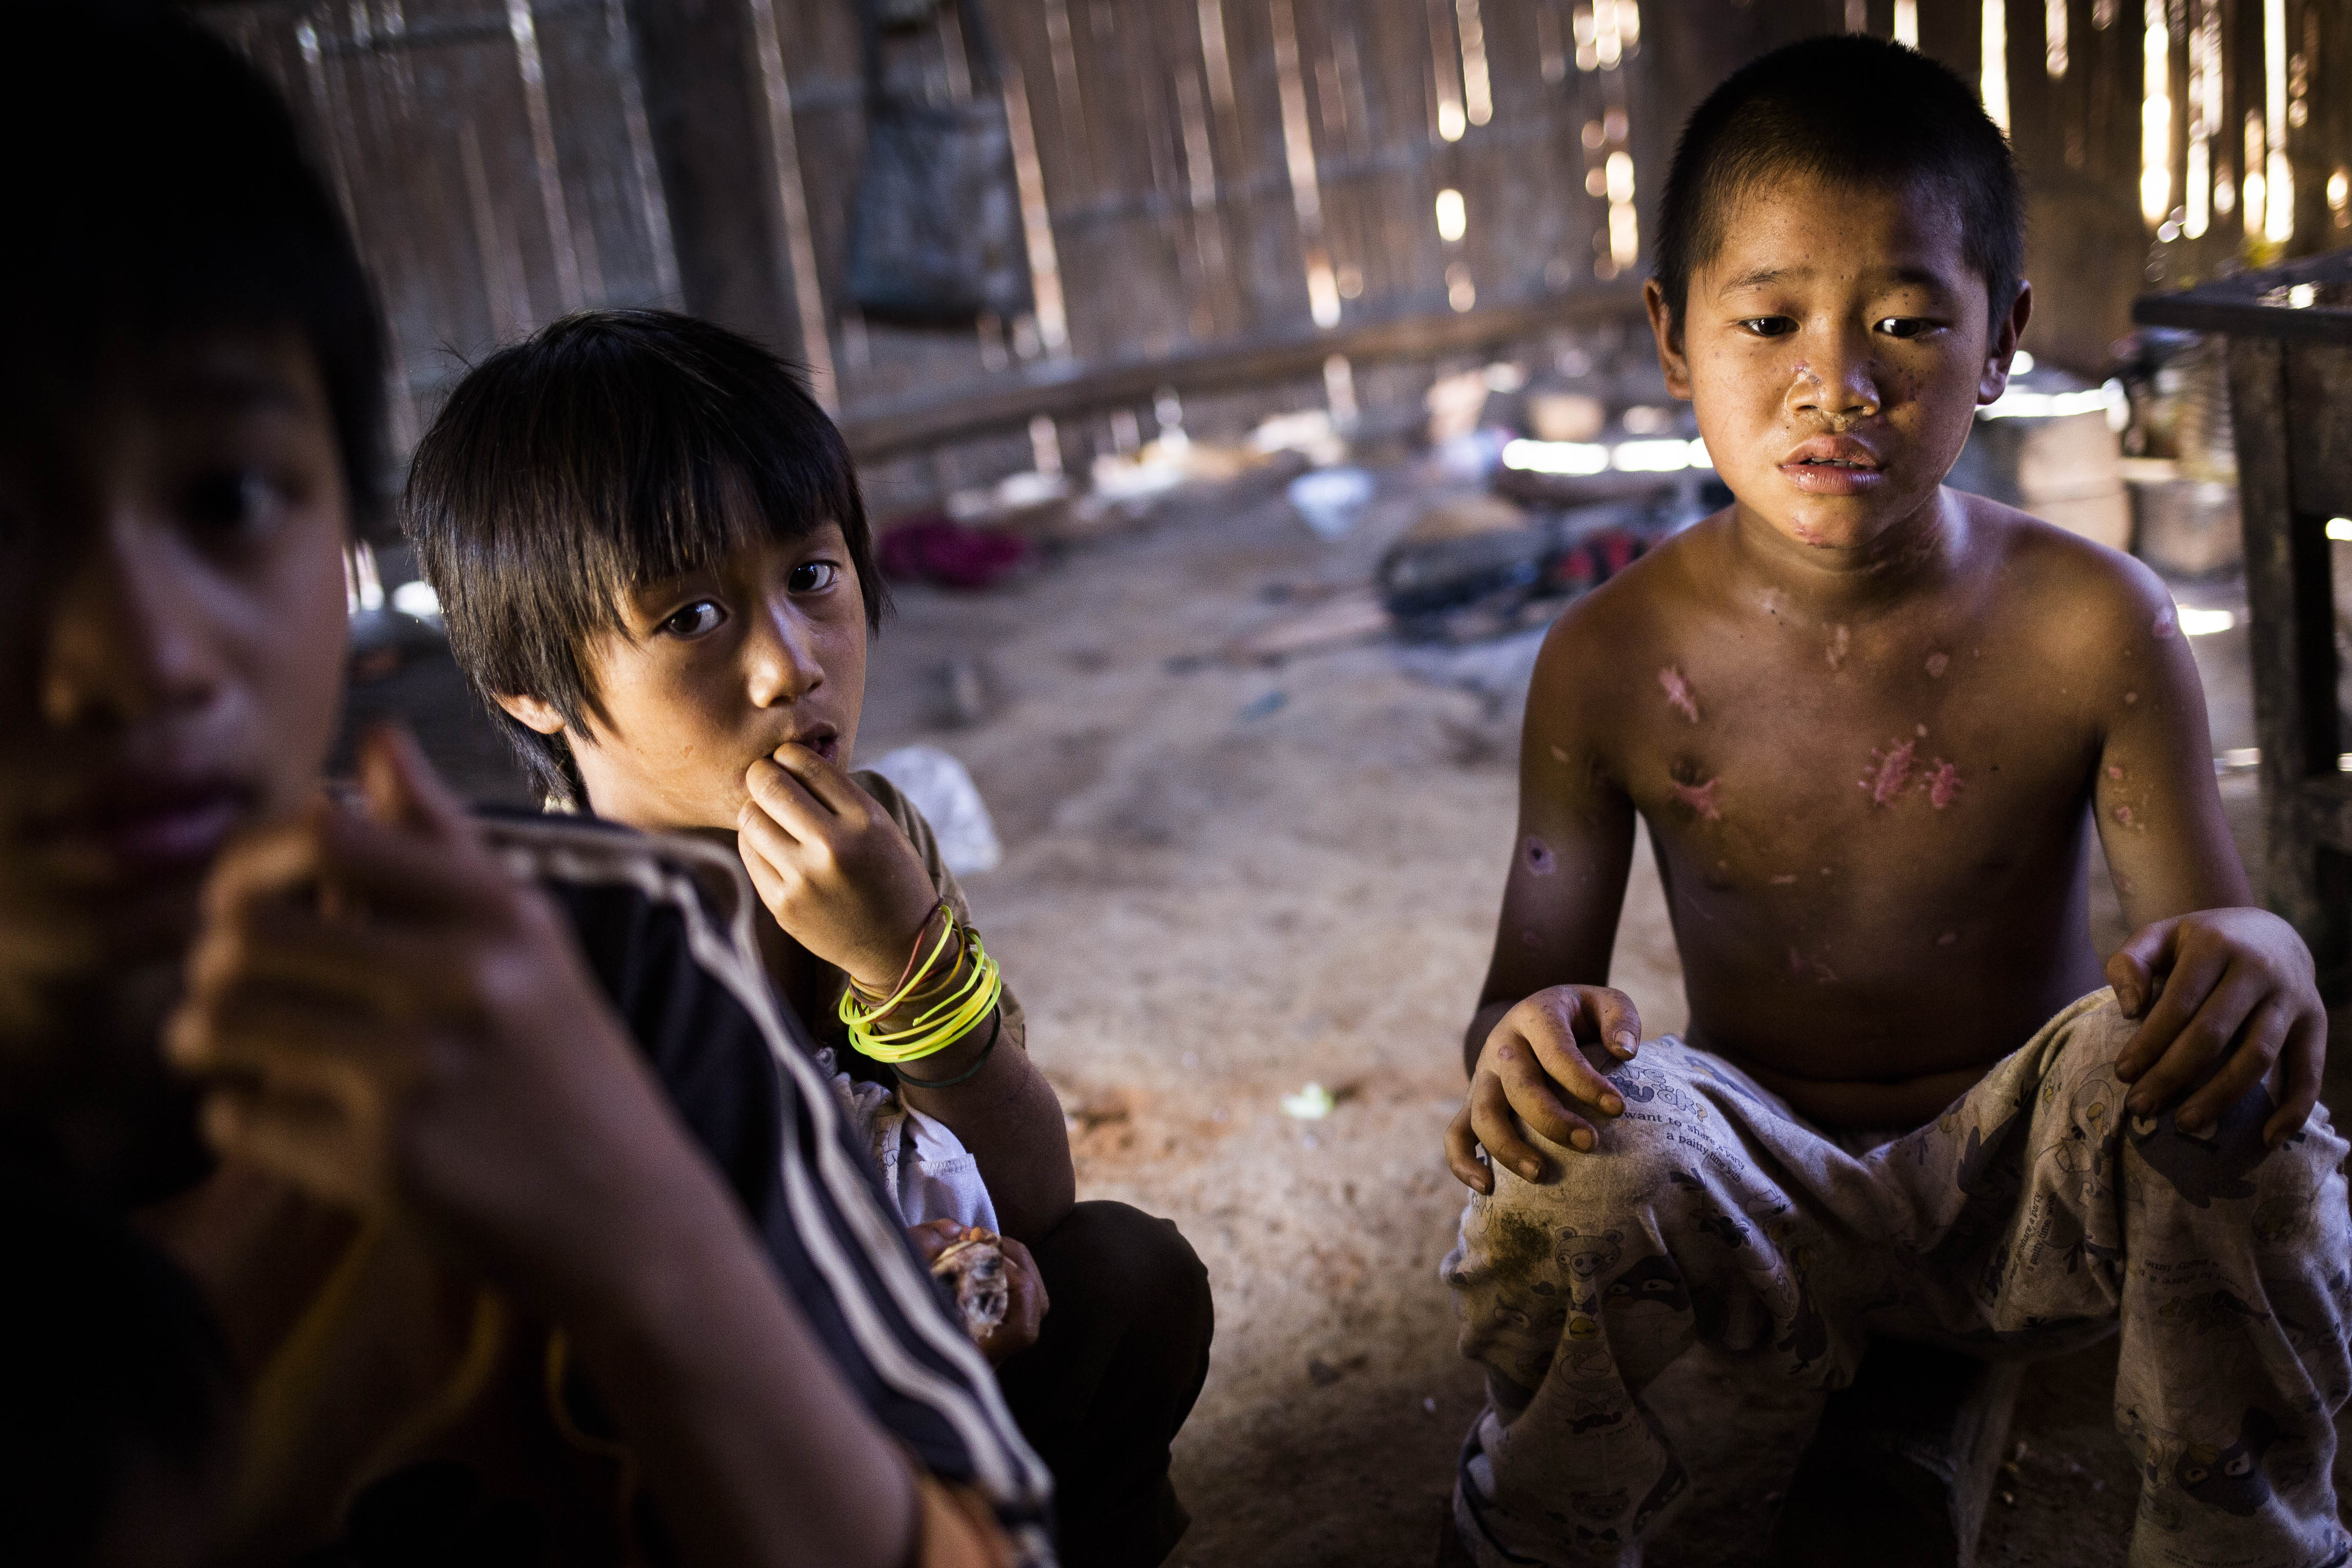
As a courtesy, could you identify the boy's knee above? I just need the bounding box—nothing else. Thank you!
[1031,1201,1212,1355]
[1446,1106,1688,1293]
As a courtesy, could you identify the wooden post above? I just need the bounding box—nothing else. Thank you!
[2226,336,2337,958]
[622,0,801,355]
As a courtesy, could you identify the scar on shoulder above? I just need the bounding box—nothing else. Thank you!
[1523,836,1558,876]
[1937,929,1959,946]
[1549,745,1570,763]
[2123,690,2138,705]
[1668,771,1723,821]
[1860,739,1917,805]
[2153,608,2176,638]
[1826,625,1851,670]
[1925,651,1949,678]
[2112,803,2143,829]
[1658,666,1702,724]
[1770,873,1798,885]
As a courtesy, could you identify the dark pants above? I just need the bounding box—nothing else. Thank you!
[997,1201,1213,1568]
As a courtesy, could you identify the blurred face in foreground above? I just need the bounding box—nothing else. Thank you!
[1646,170,2030,557]
[502,515,871,833]
[0,331,350,1057]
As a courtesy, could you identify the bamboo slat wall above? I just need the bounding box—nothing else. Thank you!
[201,0,2352,512]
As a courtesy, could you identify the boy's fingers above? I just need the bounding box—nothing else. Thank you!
[905,1219,962,1265]
[357,725,469,841]
[1467,1073,1555,1182]
[998,1236,1048,1321]
[2125,962,2260,1114]
[735,829,791,908]
[186,907,460,1019]
[1523,1008,1623,1118]
[2106,918,2179,1020]
[199,1083,372,1208]
[743,757,832,844]
[1444,1103,1494,1194]
[766,743,867,818]
[1492,1042,1597,1151]
[167,987,422,1087]
[2265,1015,2325,1148]
[1584,988,1642,1059]
[2115,942,2225,1081]
[203,798,500,926]
[2173,1000,2288,1132]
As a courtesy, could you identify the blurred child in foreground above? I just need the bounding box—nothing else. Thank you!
[0,5,1049,1562]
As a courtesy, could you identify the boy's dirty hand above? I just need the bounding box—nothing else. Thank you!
[738,744,942,991]
[1446,985,1641,1193]
[905,1219,1049,1365]
[2107,906,2326,1148]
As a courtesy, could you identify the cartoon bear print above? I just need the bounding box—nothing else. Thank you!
[1554,1225,1625,1307]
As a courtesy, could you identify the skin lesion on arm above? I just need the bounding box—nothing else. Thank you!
[2083,569,2250,926]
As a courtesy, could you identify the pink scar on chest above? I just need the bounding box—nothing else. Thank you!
[1860,739,1917,805]
[1658,666,1702,724]
[1786,946,1838,984]
[1925,651,1950,678]
[1669,775,1723,821]
[1925,759,1963,809]
[1826,626,1851,670]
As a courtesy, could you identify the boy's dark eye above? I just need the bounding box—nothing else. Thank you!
[787,560,840,594]
[181,470,281,543]
[1736,316,1797,338]
[1874,317,1938,339]
[659,599,727,639]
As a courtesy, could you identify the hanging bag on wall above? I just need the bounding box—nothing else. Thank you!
[843,0,1034,327]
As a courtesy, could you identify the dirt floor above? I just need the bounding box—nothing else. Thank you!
[353,465,2348,1568]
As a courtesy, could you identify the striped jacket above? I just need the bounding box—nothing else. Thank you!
[484,809,1056,1564]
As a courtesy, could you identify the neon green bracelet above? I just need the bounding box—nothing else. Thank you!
[840,926,1005,1065]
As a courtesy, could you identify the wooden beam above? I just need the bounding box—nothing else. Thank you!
[837,284,1646,460]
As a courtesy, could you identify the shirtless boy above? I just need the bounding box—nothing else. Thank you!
[0,7,1045,1562]
[402,309,1212,1568]
[1438,37,2346,1568]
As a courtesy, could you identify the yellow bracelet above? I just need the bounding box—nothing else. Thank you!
[848,906,960,1018]
[840,931,1004,1065]
[853,944,1000,1062]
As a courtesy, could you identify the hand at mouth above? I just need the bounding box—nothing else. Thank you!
[771,727,842,766]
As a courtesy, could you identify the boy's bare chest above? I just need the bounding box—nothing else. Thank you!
[1607,620,2096,885]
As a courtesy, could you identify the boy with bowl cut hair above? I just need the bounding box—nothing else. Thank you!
[1439,35,2345,1568]
[405,308,1213,1568]
[0,4,1053,1563]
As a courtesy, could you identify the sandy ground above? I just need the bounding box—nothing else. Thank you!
[355,468,2343,1567]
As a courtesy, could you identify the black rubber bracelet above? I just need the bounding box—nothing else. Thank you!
[889,1008,1002,1091]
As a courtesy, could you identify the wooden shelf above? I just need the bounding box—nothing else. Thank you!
[837,285,1647,461]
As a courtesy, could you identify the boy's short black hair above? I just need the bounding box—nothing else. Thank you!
[1653,35,2023,334]
[0,0,386,528]
[403,310,884,806]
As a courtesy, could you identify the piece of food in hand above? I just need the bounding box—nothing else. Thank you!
[929,1227,1011,1338]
